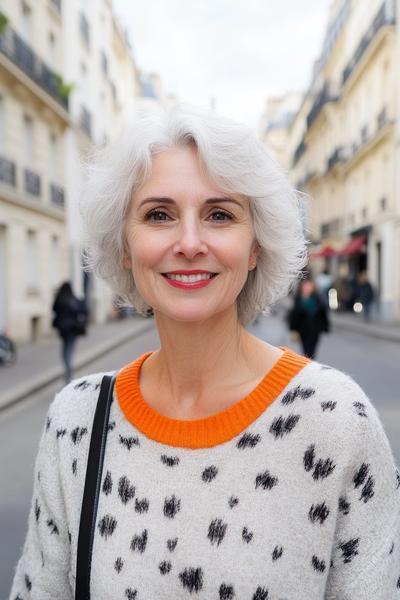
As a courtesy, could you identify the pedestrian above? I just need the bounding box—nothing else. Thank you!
[287,277,330,359]
[315,268,332,307]
[10,106,399,599]
[357,271,375,321]
[51,281,88,384]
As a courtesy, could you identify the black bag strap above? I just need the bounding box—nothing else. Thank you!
[75,372,117,600]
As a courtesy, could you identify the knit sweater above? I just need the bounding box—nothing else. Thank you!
[9,347,400,600]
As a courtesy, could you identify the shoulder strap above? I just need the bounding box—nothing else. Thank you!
[75,373,117,600]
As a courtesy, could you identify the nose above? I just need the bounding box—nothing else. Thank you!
[172,216,208,259]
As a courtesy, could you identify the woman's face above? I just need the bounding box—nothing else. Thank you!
[123,145,259,323]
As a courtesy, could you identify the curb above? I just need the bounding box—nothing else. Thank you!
[0,319,155,413]
[331,314,400,343]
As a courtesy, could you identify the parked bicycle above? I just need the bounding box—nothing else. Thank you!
[0,329,17,365]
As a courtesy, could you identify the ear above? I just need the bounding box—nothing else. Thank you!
[249,240,261,270]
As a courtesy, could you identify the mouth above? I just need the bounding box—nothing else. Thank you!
[161,272,218,283]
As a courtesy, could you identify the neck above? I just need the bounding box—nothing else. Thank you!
[144,307,279,412]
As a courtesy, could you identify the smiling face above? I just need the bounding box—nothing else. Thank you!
[123,144,259,323]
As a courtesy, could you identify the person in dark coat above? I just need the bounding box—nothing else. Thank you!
[52,281,88,383]
[357,271,375,321]
[288,278,330,359]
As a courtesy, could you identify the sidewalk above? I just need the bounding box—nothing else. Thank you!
[0,316,155,412]
[330,310,400,343]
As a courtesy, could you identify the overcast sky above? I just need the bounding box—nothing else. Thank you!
[113,0,332,129]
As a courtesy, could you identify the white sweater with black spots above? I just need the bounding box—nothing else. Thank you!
[9,352,400,600]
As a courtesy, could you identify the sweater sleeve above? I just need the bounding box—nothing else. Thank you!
[325,386,400,600]
[9,399,73,600]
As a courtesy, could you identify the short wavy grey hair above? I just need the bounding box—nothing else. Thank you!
[79,104,308,326]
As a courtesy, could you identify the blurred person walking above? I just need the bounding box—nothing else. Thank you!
[52,281,88,383]
[357,271,375,321]
[315,268,332,307]
[288,278,330,359]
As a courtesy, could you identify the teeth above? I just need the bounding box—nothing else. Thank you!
[165,273,213,282]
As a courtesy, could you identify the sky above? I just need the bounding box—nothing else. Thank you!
[113,0,332,130]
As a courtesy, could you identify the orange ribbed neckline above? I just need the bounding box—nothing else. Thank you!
[115,347,310,449]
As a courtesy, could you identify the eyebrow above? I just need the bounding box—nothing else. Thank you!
[138,196,244,209]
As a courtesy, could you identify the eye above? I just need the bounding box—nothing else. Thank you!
[144,209,171,222]
[208,210,233,222]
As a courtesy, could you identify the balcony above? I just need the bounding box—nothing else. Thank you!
[306,82,339,130]
[342,0,396,86]
[0,155,16,186]
[24,168,41,197]
[0,24,68,110]
[377,106,388,130]
[326,146,346,172]
[49,182,65,208]
[292,139,307,167]
[79,105,92,137]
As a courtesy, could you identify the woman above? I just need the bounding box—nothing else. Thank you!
[10,107,399,599]
[52,282,88,384]
[288,278,330,359]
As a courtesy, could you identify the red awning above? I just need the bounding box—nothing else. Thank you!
[338,235,366,256]
[310,245,338,259]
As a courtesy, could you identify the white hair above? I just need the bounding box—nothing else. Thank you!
[79,104,308,326]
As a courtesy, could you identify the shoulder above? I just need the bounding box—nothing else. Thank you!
[48,370,115,430]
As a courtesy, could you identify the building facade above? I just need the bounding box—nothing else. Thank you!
[287,0,399,321]
[0,0,143,342]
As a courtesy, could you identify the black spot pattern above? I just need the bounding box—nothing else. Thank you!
[167,537,178,552]
[125,588,137,600]
[135,497,149,513]
[72,459,77,476]
[107,421,116,432]
[219,583,235,599]
[208,518,227,546]
[338,496,351,515]
[119,435,140,450]
[70,427,87,445]
[103,471,113,495]
[46,519,59,535]
[130,529,148,553]
[255,469,278,490]
[74,379,91,391]
[242,526,253,543]
[179,567,203,593]
[25,573,32,591]
[252,587,269,599]
[114,557,124,573]
[46,416,51,431]
[395,469,400,489]
[308,501,330,525]
[321,401,336,412]
[396,576,400,589]
[237,432,261,449]
[202,465,218,482]
[228,496,239,509]
[68,531,72,544]
[98,514,117,539]
[338,538,359,564]
[56,428,67,438]
[161,454,180,466]
[389,541,394,555]
[164,495,181,518]
[269,414,301,438]
[34,499,41,523]
[159,560,172,574]
[353,463,375,502]
[303,445,336,480]
[353,401,368,417]
[118,476,135,504]
[312,555,326,573]
[281,385,315,405]
[272,545,283,561]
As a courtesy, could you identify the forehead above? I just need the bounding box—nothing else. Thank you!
[134,145,230,200]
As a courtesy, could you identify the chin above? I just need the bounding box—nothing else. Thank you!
[154,302,232,324]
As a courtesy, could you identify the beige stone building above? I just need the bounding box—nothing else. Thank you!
[0,0,70,341]
[287,0,399,321]
[259,93,302,168]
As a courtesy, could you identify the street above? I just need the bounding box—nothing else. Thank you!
[1,313,399,597]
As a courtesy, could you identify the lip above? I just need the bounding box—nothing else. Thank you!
[162,270,217,275]
[161,271,218,290]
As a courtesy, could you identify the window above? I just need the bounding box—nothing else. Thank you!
[49,132,57,178]
[380,197,386,211]
[48,31,56,67]
[0,96,5,153]
[50,234,59,289]
[20,1,32,41]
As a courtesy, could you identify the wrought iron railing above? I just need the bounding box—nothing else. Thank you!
[50,182,65,207]
[24,168,41,197]
[0,155,16,186]
[0,24,68,110]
